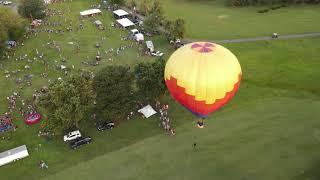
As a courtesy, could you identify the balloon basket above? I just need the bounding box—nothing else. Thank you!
[197,121,204,128]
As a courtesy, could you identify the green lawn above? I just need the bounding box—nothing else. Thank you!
[132,0,320,39]
[44,97,320,180]
[0,0,320,179]
[43,37,320,180]
[1,35,320,179]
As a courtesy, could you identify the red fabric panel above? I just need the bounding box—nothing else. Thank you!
[165,74,241,117]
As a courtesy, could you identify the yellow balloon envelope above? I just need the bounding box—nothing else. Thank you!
[165,42,242,117]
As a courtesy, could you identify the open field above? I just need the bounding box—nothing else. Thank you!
[44,97,320,180]
[1,35,320,179]
[0,0,320,179]
[132,0,320,39]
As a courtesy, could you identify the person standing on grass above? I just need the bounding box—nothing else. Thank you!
[193,136,197,149]
[193,142,197,149]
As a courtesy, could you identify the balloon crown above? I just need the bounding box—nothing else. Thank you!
[191,42,215,53]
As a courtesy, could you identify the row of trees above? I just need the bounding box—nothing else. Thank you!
[228,0,319,6]
[37,58,167,134]
[0,8,26,55]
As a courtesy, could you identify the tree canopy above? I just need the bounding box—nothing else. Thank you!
[134,58,167,101]
[109,0,125,5]
[37,72,95,134]
[0,7,25,55]
[164,18,186,41]
[18,0,46,19]
[93,66,135,121]
[143,0,165,31]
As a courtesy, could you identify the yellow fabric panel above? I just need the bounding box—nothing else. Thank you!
[165,42,242,104]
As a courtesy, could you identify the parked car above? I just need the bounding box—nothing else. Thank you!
[3,1,12,5]
[96,121,115,131]
[69,136,92,149]
[63,130,81,142]
[151,51,164,57]
[272,33,278,38]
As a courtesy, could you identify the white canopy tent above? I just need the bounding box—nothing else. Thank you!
[138,105,157,118]
[116,18,134,28]
[0,145,29,167]
[113,9,129,18]
[80,9,101,16]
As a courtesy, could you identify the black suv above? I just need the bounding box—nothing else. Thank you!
[70,136,92,149]
[96,121,114,131]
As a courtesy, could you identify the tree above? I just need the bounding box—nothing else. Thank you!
[18,0,46,19]
[139,0,151,15]
[164,19,175,40]
[143,0,165,30]
[109,0,125,5]
[0,7,26,55]
[127,0,137,9]
[93,66,135,120]
[37,72,95,134]
[143,14,158,31]
[173,18,186,40]
[149,0,165,24]
[134,58,167,101]
[0,26,8,55]
[164,18,186,41]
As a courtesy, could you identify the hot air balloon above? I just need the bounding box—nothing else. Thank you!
[164,42,242,128]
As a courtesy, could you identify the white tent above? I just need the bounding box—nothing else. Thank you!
[0,145,29,167]
[138,105,157,118]
[113,9,129,18]
[80,9,101,16]
[116,18,134,28]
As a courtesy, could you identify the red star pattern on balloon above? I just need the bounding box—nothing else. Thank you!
[191,43,215,53]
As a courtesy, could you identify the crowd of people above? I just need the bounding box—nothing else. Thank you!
[156,101,175,136]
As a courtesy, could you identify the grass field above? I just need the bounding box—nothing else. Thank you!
[132,0,320,39]
[0,0,320,179]
[44,98,320,180]
[1,36,320,179]
[42,38,320,180]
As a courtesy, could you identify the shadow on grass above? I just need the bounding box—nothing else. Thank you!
[294,161,320,180]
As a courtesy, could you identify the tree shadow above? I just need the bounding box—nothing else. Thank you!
[294,161,320,180]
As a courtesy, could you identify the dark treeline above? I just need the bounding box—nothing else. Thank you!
[228,0,319,6]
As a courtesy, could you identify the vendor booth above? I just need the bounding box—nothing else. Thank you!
[116,18,135,28]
